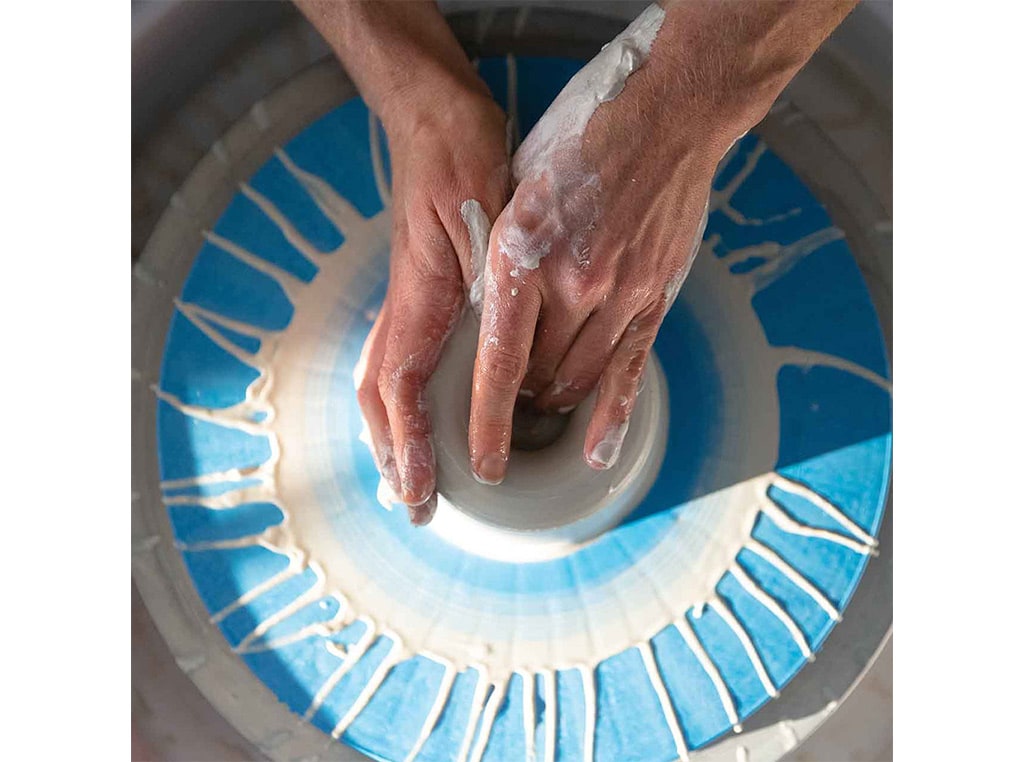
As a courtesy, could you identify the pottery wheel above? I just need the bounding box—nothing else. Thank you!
[132,43,892,762]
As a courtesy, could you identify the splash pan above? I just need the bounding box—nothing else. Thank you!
[136,55,891,762]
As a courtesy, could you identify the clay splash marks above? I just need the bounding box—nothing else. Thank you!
[155,105,888,761]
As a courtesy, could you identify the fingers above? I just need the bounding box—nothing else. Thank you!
[534,305,635,413]
[443,170,511,312]
[354,299,402,501]
[583,302,663,470]
[378,266,464,516]
[518,310,585,399]
[408,492,437,527]
[469,266,542,485]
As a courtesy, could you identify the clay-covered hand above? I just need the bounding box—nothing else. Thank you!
[468,1,856,484]
[296,0,513,523]
[468,68,721,482]
[357,89,509,525]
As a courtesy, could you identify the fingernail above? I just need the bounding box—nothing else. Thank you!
[587,421,630,470]
[378,445,403,497]
[475,452,507,485]
[401,439,435,506]
[408,493,437,526]
[589,441,620,469]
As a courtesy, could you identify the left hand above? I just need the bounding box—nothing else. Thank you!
[356,87,510,523]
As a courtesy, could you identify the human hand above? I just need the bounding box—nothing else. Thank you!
[297,0,512,523]
[467,1,854,484]
[472,120,716,481]
[356,86,510,525]
[302,0,856,518]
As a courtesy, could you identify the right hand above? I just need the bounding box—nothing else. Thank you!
[356,85,510,525]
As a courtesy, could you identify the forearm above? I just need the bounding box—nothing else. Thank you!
[295,0,489,133]
[644,0,857,151]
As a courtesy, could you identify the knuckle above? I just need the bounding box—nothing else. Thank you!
[497,189,552,253]
[511,183,551,224]
[356,381,379,408]
[479,347,526,388]
[379,363,430,407]
[401,412,431,437]
[565,263,605,293]
[558,264,616,311]
[413,263,462,299]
